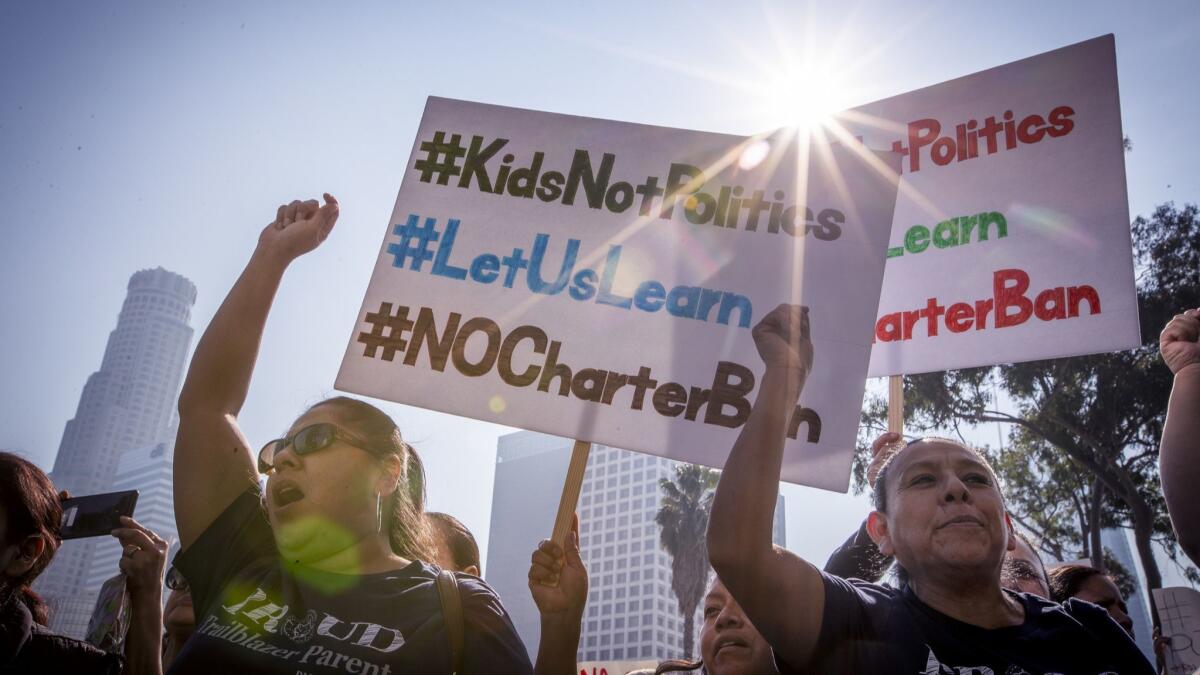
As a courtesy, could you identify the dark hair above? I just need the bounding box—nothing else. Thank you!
[1009,531,1049,586]
[871,437,1001,513]
[304,397,433,562]
[1002,558,1044,587]
[870,438,1001,588]
[1047,563,1106,604]
[0,452,63,625]
[427,512,480,574]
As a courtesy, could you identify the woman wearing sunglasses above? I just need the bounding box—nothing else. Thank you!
[161,567,194,671]
[168,194,532,674]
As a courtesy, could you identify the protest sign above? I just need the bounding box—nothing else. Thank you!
[577,661,656,675]
[1152,587,1200,675]
[828,35,1140,376]
[336,97,900,491]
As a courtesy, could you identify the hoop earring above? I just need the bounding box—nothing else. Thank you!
[375,492,384,533]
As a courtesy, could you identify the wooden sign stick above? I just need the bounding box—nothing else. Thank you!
[551,439,592,550]
[888,375,904,435]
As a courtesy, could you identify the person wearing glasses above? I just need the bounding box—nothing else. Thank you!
[161,567,193,670]
[169,195,532,674]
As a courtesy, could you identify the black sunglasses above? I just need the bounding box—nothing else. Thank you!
[165,566,188,592]
[257,423,375,474]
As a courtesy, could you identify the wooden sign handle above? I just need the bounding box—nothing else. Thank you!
[551,439,591,550]
[888,375,904,435]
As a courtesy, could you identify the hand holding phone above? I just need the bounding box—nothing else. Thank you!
[60,491,139,540]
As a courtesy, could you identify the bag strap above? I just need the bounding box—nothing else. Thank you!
[435,569,465,674]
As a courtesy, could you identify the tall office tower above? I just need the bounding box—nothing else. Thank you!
[1100,528,1154,661]
[37,267,196,638]
[486,431,785,663]
[86,439,178,595]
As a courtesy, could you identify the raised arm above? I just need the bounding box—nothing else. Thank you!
[1158,308,1200,564]
[174,194,339,548]
[528,515,588,675]
[707,304,825,668]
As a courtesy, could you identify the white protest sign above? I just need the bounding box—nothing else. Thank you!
[1153,587,1200,675]
[576,661,657,675]
[336,97,900,492]
[827,35,1139,376]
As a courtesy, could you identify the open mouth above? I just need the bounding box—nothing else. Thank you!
[271,481,306,508]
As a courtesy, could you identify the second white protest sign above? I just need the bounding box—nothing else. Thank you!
[832,35,1140,376]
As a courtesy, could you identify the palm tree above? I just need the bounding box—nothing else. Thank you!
[655,463,719,658]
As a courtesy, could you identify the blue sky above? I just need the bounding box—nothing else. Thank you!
[2,1,1197,577]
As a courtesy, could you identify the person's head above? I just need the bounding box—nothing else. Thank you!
[653,577,775,675]
[427,512,480,576]
[259,397,432,565]
[867,438,1013,590]
[697,578,775,675]
[1001,531,1050,598]
[0,452,63,624]
[1048,564,1134,636]
[163,567,194,637]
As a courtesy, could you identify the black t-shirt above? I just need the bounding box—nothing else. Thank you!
[776,572,1155,675]
[169,490,532,675]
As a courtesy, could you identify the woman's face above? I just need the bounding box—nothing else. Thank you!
[1074,574,1134,637]
[264,406,395,562]
[871,441,1012,583]
[699,581,776,675]
[0,510,43,582]
[163,589,195,635]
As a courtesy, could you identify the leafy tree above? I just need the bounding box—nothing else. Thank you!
[656,464,719,658]
[857,203,1200,599]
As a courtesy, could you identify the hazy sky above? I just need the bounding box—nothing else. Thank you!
[2,1,1197,577]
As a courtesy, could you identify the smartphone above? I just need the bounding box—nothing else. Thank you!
[60,490,139,540]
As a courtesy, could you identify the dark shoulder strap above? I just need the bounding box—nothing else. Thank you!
[436,569,465,674]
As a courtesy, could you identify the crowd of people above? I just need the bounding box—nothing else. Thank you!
[1,194,1196,674]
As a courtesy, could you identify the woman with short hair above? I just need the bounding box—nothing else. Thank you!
[707,304,1154,674]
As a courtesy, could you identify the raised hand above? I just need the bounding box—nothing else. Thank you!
[1160,308,1200,375]
[111,516,169,600]
[752,303,814,378]
[258,193,341,263]
[867,431,905,487]
[527,514,588,621]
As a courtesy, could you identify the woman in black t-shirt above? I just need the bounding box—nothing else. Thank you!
[707,304,1155,674]
[169,194,531,675]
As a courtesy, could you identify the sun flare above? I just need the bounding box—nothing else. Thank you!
[762,68,848,133]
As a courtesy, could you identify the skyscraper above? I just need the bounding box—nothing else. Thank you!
[37,267,195,638]
[86,438,179,596]
[1101,528,1154,661]
[486,431,785,663]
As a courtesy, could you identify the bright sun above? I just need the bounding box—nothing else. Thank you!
[763,68,846,132]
